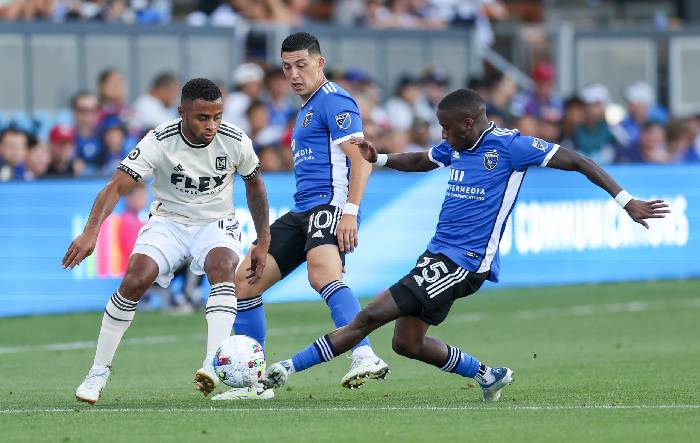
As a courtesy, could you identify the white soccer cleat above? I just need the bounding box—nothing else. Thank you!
[211,383,275,401]
[261,362,290,389]
[479,367,514,402]
[75,365,111,404]
[341,355,390,389]
[194,362,218,397]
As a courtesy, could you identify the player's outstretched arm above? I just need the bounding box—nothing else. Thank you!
[350,137,439,172]
[546,146,670,228]
[243,173,271,284]
[62,170,138,269]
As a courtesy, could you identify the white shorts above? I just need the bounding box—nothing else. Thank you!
[131,215,242,287]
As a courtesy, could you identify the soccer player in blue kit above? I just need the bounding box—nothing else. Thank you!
[260,88,670,401]
[211,32,388,400]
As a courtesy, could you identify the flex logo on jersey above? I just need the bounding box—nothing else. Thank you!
[483,150,499,170]
[215,156,227,171]
[335,112,351,130]
[531,138,547,151]
[302,110,314,128]
[170,173,227,193]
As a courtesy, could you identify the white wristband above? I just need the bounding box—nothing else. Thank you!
[375,153,388,167]
[343,202,359,216]
[614,190,633,208]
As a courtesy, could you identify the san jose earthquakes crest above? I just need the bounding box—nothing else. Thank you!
[483,150,499,170]
[302,110,314,128]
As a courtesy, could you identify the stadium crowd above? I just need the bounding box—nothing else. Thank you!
[1,58,699,182]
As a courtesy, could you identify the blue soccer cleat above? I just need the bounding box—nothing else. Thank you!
[478,367,513,402]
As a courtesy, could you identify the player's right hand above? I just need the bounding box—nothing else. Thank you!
[245,243,268,285]
[62,231,98,269]
[350,137,377,163]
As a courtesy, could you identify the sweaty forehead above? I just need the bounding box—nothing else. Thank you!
[281,50,313,64]
[186,98,223,114]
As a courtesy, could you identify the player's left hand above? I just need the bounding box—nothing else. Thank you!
[246,243,268,284]
[624,199,670,229]
[336,214,358,253]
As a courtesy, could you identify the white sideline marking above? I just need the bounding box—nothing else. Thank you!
[1,405,699,414]
[2,298,699,356]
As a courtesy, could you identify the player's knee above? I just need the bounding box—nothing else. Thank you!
[391,335,421,359]
[206,255,238,283]
[307,271,331,293]
[119,273,153,301]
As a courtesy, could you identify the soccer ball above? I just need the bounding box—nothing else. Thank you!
[212,335,266,388]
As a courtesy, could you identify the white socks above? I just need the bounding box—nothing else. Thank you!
[93,291,138,368]
[204,282,237,362]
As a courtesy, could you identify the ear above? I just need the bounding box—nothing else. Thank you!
[177,105,184,119]
[318,56,326,71]
[464,117,474,129]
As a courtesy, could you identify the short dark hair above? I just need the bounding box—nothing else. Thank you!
[98,68,120,86]
[70,90,96,109]
[181,78,222,103]
[152,72,177,90]
[281,32,321,55]
[438,89,485,118]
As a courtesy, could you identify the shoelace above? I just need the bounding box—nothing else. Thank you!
[84,369,109,388]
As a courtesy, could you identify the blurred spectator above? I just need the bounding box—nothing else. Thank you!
[45,124,82,178]
[421,66,450,143]
[537,116,561,143]
[0,0,53,21]
[484,71,517,126]
[25,141,51,180]
[366,0,445,29]
[118,181,148,271]
[266,0,311,26]
[0,127,29,182]
[384,75,433,135]
[263,67,296,135]
[510,61,563,123]
[638,122,669,164]
[97,68,130,124]
[257,146,284,172]
[666,119,699,163]
[573,84,618,164]
[430,0,507,48]
[132,72,179,134]
[71,91,102,171]
[97,118,130,176]
[403,118,431,152]
[246,100,284,150]
[223,62,265,132]
[513,115,537,137]
[466,76,489,98]
[560,95,584,146]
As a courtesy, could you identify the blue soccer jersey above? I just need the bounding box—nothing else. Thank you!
[427,122,560,282]
[291,81,364,212]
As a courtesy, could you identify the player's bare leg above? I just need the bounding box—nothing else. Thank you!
[212,250,281,400]
[307,245,389,386]
[263,290,399,389]
[194,247,239,396]
[76,254,158,404]
[392,316,513,401]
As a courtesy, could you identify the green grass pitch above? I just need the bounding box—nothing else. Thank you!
[1,280,699,442]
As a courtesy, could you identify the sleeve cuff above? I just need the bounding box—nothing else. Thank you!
[428,148,446,167]
[241,163,261,181]
[541,144,560,167]
[117,163,142,181]
[331,131,364,146]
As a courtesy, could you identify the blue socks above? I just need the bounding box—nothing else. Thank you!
[233,295,266,347]
[319,281,371,350]
[441,345,482,378]
[290,335,338,372]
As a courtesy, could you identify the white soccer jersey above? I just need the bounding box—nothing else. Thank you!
[118,119,260,225]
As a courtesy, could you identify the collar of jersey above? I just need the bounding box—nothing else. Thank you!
[301,80,330,109]
[464,121,496,152]
[178,121,210,149]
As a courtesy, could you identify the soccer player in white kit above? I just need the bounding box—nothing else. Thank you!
[63,78,271,404]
